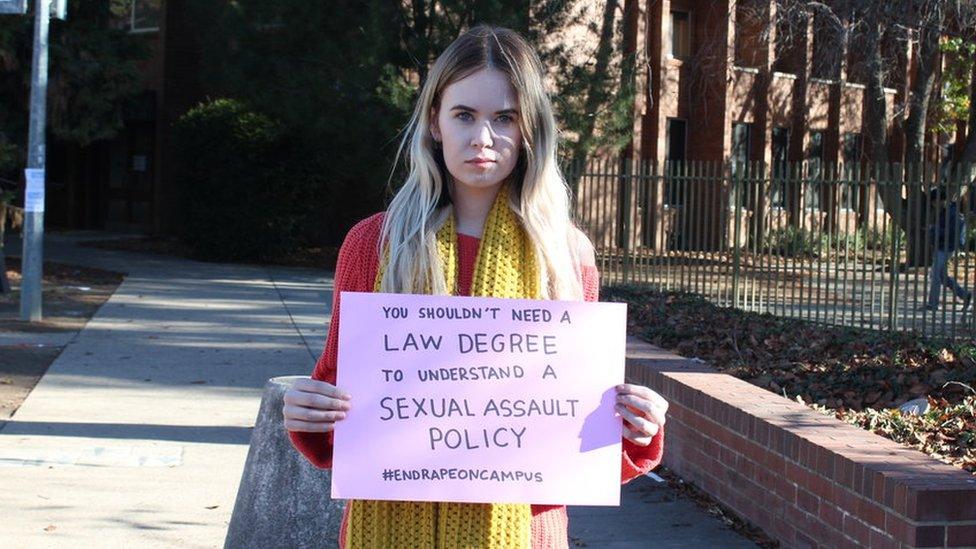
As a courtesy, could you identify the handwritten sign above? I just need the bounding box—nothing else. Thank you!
[331,292,627,506]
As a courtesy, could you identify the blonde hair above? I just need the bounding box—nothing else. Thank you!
[380,24,583,300]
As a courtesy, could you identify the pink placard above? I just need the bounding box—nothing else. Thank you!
[331,292,627,506]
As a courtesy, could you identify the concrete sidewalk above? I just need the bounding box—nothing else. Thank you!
[0,232,756,548]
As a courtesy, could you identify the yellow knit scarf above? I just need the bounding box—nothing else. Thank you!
[346,185,537,548]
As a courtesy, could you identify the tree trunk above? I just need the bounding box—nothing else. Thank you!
[863,4,889,165]
[904,5,945,166]
[861,8,933,267]
[900,6,945,266]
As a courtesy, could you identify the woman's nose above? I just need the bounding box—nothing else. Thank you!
[471,123,494,148]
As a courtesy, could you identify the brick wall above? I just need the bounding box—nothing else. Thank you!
[625,337,976,548]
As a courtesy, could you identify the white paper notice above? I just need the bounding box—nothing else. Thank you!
[24,168,44,213]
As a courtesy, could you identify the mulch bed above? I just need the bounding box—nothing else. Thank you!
[604,284,976,475]
[0,257,124,420]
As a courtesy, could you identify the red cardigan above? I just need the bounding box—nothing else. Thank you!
[288,213,665,548]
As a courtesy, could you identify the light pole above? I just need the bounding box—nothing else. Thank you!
[0,0,66,321]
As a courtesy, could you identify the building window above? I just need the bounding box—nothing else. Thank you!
[842,132,861,165]
[840,133,861,210]
[115,0,161,33]
[670,11,691,59]
[771,127,790,208]
[731,123,751,173]
[665,118,687,206]
[730,123,751,208]
[806,131,824,210]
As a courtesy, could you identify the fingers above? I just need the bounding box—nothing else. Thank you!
[292,378,352,401]
[283,390,351,412]
[615,383,668,446]
[616,383,668,426]
[615,402,660,439]
[282,404,347,423]
[282,380,353,433]
[621,423,654,447]
[617,393,667,428]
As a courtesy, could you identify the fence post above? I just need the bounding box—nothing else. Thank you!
[886,163,902,332]
[620,156,633,284]
[731,163,742,309]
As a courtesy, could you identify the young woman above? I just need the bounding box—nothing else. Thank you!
[285,24,668,548]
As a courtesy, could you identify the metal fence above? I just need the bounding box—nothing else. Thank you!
[565,158,976,339]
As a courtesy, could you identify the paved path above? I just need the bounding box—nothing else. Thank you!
[0,232,756,548]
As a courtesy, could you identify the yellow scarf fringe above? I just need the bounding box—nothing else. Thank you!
[347,185,537,548]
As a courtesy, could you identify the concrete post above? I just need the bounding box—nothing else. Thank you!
[224,376,345,549]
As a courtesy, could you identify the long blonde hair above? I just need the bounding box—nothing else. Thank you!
[380,24,582,300]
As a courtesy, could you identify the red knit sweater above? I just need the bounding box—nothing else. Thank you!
[288,213,665,548]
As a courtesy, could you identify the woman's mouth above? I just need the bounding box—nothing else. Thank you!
[466,159,495,167]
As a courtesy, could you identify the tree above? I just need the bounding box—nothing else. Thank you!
[529,0,637,188]
[0,0,150,180]
[188,0,633,244]
[769,0,976,265]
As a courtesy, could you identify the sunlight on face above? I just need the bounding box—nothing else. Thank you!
[430,69,522,194]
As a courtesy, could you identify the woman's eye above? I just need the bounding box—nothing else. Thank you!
[456,112,474,121]
[497,115,513,124]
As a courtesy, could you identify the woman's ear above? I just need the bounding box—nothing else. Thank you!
[429,107,441,142]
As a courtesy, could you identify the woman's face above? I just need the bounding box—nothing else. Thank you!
[430,68,523,194]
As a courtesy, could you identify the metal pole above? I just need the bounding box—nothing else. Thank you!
[20,0,49,322]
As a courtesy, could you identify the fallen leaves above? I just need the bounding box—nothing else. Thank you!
[606,285,976,475]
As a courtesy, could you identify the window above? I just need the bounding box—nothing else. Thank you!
[771,127,790,207]
[665,118,687,206]
[730,123,752,208]
[670,11,691,59]
[731,123,751,174]
[840,133,861,210]
[114,0,161,33]
[806,131,824,210]
[842,133,861,166]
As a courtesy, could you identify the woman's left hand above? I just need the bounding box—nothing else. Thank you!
[615,383,668,446]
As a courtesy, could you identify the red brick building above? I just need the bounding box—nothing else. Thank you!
[569,0,968,251]
[46,0,201,234]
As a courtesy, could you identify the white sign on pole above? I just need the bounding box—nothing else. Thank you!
[51,0,66,20]
[0,0,26,15]
[24,168,45,213]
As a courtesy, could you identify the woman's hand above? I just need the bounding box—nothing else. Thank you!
[283,378,352,433]
[615,383,668,446]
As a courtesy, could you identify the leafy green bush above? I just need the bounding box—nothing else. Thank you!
[762,225,905,258]
[862,226,905,252]
[173,98,307,261]
[761,226,823,257]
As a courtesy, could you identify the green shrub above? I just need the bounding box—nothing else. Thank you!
[173,98,307,261]
[863,226,904,252]
[761,225,906,258]
[761,226,822,257]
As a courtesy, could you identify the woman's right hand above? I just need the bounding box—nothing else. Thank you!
[283,378,352,433]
